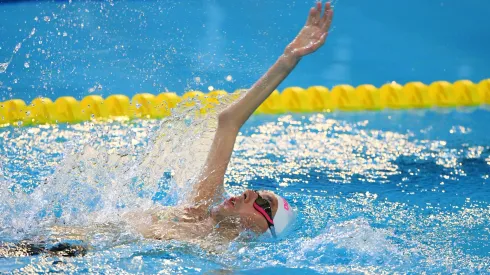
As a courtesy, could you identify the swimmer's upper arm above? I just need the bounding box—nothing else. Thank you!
[191,111,239,207]
[190,54,302,209]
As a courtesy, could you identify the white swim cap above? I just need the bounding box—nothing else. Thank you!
[266,194,295,237]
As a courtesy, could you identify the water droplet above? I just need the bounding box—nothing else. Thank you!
[194,76,201,83]
[0,62,9,73]
[7,87,12,91]
[208,86,214,91]
[43,16,51,22]
[34,16,39,21]
[63,32,68,37]
[13,79,18,84]
[14,43,22,53]
[225,75,233,82]
[24,62,30,68]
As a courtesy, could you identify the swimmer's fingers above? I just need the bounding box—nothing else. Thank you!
[306,2,322,26]
[305,7,316,26]
[321,2,334,31]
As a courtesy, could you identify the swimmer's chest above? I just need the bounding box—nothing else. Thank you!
[149,207,213,241]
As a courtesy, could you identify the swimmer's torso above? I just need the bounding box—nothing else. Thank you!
[122,205,229,243]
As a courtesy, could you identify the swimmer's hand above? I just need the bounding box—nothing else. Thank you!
[285,1,333,58]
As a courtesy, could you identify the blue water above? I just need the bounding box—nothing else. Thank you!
[1,108,489,274]
[1,0,490,274]
[1,0,490,101]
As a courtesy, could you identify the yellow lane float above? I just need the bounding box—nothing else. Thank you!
[105,95,130,117]
[53,96,82,123]
[1,99,27,125]
[80,95,109,120]
[0,78,488,127]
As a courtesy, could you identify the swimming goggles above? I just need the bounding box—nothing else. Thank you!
[252,190,276,238]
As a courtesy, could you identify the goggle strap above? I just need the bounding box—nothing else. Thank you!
[253,202,274,225]
[269,226,277,238]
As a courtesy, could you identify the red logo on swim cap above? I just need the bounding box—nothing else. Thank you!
[283,198,289,211]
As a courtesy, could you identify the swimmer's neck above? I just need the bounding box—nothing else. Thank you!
[205,210,242,240]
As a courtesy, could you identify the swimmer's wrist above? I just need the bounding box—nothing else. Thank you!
[279,52,301,70]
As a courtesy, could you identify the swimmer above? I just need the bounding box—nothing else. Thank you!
[1,2,334,257]
[125,1,334,243]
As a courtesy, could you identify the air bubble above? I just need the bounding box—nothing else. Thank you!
[226,75,233,81]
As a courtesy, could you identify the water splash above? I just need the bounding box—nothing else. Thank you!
[0,62,9,73]
[0,93,236,244]
[0,28,37,74]
[1,109,489,273]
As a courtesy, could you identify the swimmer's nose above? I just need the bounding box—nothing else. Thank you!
[243,189,256,204]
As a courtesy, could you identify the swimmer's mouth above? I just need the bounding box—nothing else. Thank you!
[225,197,237,207]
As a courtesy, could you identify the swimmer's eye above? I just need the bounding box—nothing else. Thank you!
[264,196,272,205]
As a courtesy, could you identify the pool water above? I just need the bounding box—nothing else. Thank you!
[1,107,489,274]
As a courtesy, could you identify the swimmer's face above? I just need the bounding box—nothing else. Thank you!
[211,189,278,234]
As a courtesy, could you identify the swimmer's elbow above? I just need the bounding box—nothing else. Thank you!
[218,110,240,131]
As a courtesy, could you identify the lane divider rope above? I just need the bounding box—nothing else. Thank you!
[1,79,489,127]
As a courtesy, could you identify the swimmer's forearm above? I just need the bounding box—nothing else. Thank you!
[221,53,300,128]
[191,54,299,206]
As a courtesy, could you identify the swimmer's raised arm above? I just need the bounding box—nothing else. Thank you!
[223,2,333,128]
[191,2,334,208]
